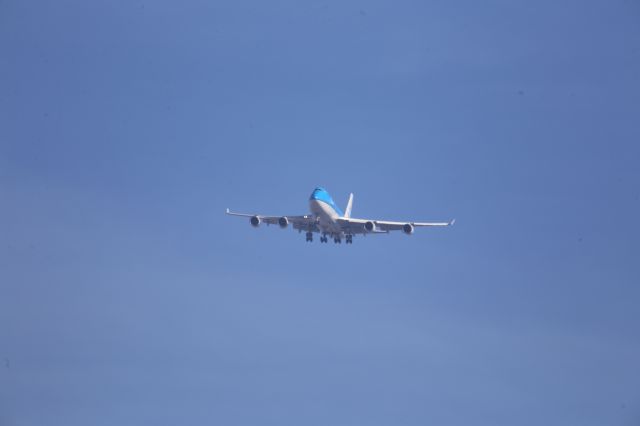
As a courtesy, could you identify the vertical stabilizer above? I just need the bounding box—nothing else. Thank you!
[344,193,354,218]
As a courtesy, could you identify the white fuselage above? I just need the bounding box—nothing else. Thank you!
[309,199,342,234]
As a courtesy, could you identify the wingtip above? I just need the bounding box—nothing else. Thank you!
[226,208,230,214]
[450,219,456,226]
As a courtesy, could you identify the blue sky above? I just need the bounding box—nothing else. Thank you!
[1,0,639,425]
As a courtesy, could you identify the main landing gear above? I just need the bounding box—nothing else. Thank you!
[332,234,353,244]
[312,233,354,244]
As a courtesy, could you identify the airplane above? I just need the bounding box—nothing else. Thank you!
[226,187,454,244]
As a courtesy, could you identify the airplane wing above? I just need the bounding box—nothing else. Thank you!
[226,209,320,232]
[337,217,455,234]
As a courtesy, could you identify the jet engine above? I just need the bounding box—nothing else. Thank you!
[278,216,289,228]
[402,223,414,235]
[250,216,261,227]
[364,221,376,232]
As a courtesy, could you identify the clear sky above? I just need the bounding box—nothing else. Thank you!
[1,0,639,425]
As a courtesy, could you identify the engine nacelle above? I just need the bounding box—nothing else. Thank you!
[402,223,414,235]
[364,221,376,232]
[250,216,261,227]
[278,216,289,228]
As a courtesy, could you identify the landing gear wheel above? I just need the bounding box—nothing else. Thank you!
[346,235,353,244]
[305,232,313,242]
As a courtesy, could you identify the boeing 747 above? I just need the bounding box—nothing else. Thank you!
[226,187,454,244]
